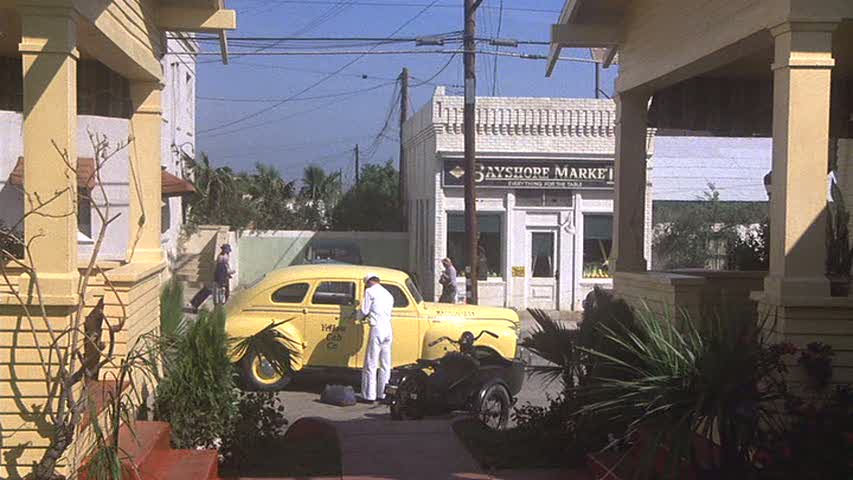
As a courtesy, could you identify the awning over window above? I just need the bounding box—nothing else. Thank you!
[161,169,196,197]
[8,157,196,197]
[9,157,97,189]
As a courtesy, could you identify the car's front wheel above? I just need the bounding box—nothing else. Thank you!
[478,384,511,430]
[240,350,292,391]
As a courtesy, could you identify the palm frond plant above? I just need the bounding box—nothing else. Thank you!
[230,320,298,379]
[576,308,792,479]
[521,309,583,389]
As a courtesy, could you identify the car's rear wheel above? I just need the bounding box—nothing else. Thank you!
[240,350,292,391]
[478,384,510,430]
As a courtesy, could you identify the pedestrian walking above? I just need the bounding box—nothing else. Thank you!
[438,257,458,303]
[360,273,394,404]
[213,244,234,306]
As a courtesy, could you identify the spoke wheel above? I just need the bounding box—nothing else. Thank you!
[390,377,426,420]
[478,384,510,430]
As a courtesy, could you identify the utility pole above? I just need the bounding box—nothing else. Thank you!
[463,0,481,304]
[399,67,409,231]
[355,144,360,185]
[594,62,601,99]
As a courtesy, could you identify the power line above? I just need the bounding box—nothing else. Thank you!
[198,0,442,136]
[492,0,504,96]
[172,49,589,61]
[411,53,458,86]
[198,80,396,103]
[244,1,559,14]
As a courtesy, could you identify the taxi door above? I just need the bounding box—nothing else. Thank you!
[355,282,420,368]
[303,280,364,368]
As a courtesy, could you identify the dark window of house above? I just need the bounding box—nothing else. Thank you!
[383,284,410,308]
[272,283,310,304]
[583,215,613,278]
[312,281,356,306]
[0,57,131,117]
[78,190,92,238]
[161,200,171,235]
[447,214,502,278]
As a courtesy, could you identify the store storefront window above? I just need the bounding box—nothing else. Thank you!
[583,214,612,278]
[447,214,503,279]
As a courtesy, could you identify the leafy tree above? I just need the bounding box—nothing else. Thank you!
[331,161,403,231]
[301,165,342,206]
[653,184,768,270]
[184,153,253,229]
[242,163,297,230]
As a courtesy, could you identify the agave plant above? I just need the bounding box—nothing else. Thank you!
[576,308,791,478]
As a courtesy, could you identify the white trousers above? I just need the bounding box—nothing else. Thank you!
[361,329,392,401]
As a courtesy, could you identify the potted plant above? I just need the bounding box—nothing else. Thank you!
[827,179,853,296]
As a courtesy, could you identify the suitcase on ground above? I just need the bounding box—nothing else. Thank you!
[190,287,212,310]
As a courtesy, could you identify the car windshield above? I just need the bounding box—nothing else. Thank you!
[405,277,424,304]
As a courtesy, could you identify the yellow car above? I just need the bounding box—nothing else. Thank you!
[225,264,521,390]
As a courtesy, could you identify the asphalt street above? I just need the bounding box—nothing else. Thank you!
[276,311,576,425]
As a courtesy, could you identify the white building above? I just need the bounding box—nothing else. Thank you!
[0,35,197,268]
[402,87,653,310]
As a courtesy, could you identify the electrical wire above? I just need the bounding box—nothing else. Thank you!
[491,0,504,96]
[243,1,559,14]
[198,80,396,103]
[198,0,442,136]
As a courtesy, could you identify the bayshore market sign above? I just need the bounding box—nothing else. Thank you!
[442,158,614,190]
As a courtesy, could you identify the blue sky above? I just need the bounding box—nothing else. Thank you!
[195,0,617,185]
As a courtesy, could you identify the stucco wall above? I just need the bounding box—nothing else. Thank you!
[237,231,409,287]
[161,36,197,267]
[0,112,131,261]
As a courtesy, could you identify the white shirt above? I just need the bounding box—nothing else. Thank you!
[361,283,394,338]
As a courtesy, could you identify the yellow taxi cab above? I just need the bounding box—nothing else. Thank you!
[224,264,521,390]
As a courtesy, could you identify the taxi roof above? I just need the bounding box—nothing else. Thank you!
[259,264,411,286]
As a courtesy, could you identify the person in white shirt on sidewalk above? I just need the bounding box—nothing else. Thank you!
[359,273,394,404]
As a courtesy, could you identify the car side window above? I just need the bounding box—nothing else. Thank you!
[312,281,356,306]
[271,283,310,304]
[383,284,410,309]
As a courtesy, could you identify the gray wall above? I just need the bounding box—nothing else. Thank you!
[237,231,409,286]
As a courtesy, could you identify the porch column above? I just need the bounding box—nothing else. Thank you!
[764,22,836,300]
[18,5,79,303]
[611,91,649,274]
[127,81,163,264]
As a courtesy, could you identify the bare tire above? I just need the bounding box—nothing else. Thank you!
[478,384,511,430]
[240,350,291,391]
[390,377,426,420]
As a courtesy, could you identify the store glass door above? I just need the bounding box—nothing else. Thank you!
[528,230,558,310]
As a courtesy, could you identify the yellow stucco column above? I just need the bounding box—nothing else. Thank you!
[611,91,649,274]
[128,81,164,264]
[17,5,79,303]
[764,22,836,300]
